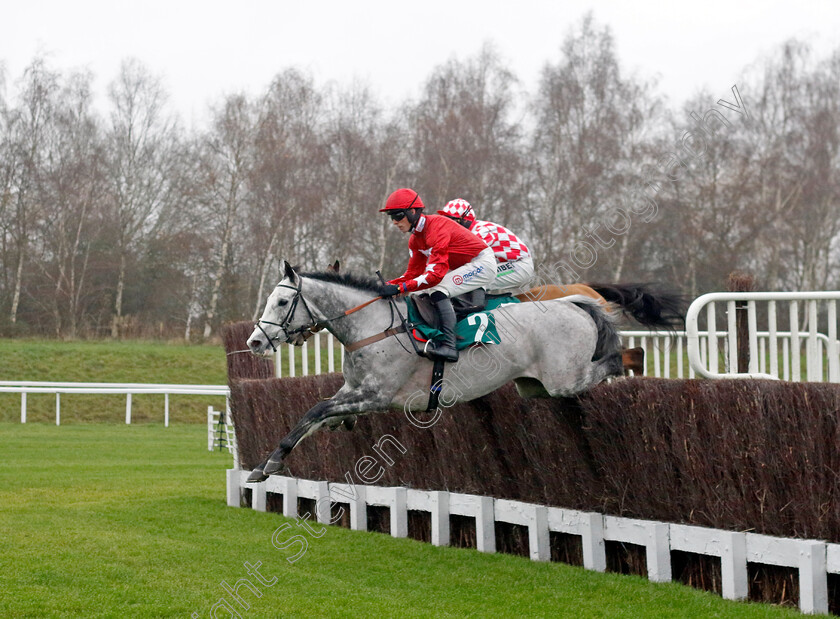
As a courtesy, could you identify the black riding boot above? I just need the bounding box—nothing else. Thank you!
[427,291,459,362]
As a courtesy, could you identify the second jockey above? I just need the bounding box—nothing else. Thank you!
[379,188,495,362]
[438,199,535,294]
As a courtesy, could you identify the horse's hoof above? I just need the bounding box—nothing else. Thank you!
[263,448,288,476]
[263,460,287,476]
[246,468,268,483]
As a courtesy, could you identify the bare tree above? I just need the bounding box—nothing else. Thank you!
[526,14,661,281]
[34,70,105,337]
[104,58,178,337]
[197,93,255,336]
[247,70,324,317]
[408,44,522,223]
[2,58,58,326]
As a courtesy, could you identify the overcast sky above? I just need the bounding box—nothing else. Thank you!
[2,0,839,127]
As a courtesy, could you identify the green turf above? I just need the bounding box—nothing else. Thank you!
[0,424,803,618]
[0,340,227,424]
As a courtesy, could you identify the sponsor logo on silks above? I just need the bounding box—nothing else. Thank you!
[452,275,464,285]
[463,266,483,280]
[497,262,515,273]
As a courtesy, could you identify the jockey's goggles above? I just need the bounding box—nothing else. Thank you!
[388,210,407,222]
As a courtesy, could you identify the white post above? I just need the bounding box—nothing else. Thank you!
[430,491,450,546]
[677,337,683,379]
[582,512,607,572]
[528,505,550,561]
[646,522,671,583]
[350,485,367,531]
[727,300,737,373]
[391,487,408,538]
[476,496,496,553]
[783,338,791,381]
[748,301,759,374]
[226,469,241,507]
[314,481,331,525]
[282,477,298,518]
[207,406,214,451]
[125,393,132,424]
[791,301,801,381]
[328,333,335,372]
[274,348,282,378]
[652,336,661,378]
[721,531,748,601]
[288,344,295,378]
[798,540,828,614]
[830,301,839,382]
[164,393,170,427]
[302,339,309,376]
[707,304,718,374]
[20,392,26,423]
[807,300,820,382]
[769,301,779,378]
[252,483,267,512]
[314,331,322,375]
[56,393,60,426]
[750,338,767,374]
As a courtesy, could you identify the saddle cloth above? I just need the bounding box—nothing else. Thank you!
[404,292,520,350]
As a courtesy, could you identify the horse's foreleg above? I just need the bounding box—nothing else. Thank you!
[262,390,386,476]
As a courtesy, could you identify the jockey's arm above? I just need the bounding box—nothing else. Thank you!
[387,243,427,290]
[389,228,452,293]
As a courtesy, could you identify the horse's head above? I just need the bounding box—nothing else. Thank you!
[247,261,316,355]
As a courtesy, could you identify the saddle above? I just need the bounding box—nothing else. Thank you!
[405,289,519,350]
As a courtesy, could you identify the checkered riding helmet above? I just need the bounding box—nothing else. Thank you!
[438,199,476,222]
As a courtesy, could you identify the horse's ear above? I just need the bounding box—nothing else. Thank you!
[331,260,340,273]
[283,260,299,284]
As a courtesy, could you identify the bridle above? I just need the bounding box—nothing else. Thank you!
[254,277,386,353]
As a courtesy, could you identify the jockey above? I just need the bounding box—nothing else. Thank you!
[438,199,535,294]
[379,188,496,362]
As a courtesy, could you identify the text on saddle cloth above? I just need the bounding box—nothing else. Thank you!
[405,294,520,350]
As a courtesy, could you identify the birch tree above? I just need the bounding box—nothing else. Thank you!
[104,58,178,337]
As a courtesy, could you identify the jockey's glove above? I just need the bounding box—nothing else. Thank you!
[378,284,401,298]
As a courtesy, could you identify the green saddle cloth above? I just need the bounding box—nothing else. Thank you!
[404,295,520,350]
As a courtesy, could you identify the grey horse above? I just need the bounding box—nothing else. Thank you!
[245,262,624,482]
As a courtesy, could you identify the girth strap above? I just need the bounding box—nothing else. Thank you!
[345,325,407,352]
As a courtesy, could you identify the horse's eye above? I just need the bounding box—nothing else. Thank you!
[278,299,288,307]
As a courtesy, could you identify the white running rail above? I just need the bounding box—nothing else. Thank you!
[685,291,840,381]
[229,470,834,614]
[0,381,229,425]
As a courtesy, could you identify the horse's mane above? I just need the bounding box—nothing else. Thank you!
[299,269,382,294]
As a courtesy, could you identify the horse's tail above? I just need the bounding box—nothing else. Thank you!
[586,283,686,330]
[569,297,623,364]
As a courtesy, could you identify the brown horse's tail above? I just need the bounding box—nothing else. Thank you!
[586,283,686,330]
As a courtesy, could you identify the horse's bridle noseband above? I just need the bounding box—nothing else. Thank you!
[254,277,320,353]
[254,277,390,353]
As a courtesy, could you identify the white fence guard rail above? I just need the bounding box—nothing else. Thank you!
[207,406,238,463]
[228,471,833,614]
[0,381,229,426]
[685,291,840,381]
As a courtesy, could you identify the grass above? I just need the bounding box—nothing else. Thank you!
[0,423,804,618]
[0,339,227,424]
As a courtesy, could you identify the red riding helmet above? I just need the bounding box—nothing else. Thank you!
[438,198,476,222]
[379,188,424,212]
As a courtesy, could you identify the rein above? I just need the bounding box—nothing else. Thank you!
[256,278,404,353]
